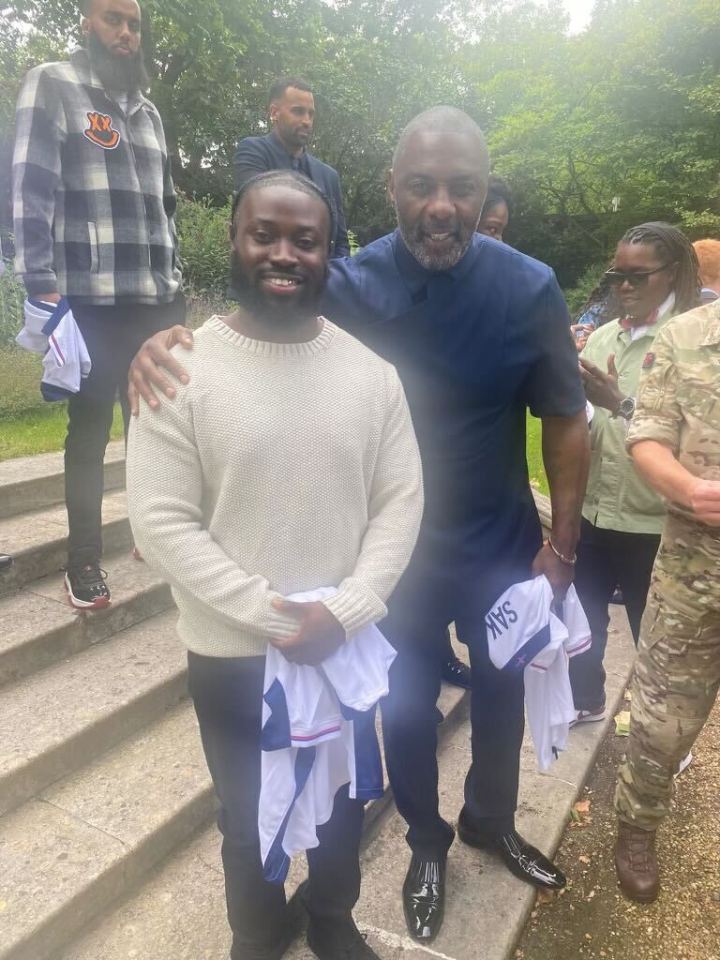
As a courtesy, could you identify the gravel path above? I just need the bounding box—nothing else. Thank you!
[517,693,720,960]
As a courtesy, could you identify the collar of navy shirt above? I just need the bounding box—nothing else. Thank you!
[391,229,486,303]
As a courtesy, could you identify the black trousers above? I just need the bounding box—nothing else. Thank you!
[64,297,185,568]
[570,517,660,711]
[380,557,533,860]
[188,652,365,960]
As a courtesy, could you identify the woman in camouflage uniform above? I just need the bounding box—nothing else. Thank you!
[615,291,720,903]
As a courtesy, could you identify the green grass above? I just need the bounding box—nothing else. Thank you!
[527,414,548,495]
[0,405,124,462]
[1,403,548,501]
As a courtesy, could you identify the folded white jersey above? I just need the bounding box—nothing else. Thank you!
[16,298,56,354]
[38,299,91,400]
[259,586,395,884]
[486,576,591,771]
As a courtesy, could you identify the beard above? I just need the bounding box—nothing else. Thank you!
[87,31,150,93]
[394,203,476,272]
[227,250,326,325]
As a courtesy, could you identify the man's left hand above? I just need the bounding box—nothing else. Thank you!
[269,599,346,665]
[531,541,575,600]
[580,355,624,413]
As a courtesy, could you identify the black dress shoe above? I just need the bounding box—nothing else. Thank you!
[458,814,565,890]
[0,554,12,573]
[441,655,472,689]
[307,916,379,959]
[402,853,446,943]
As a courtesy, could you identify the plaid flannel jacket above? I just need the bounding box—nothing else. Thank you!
[13,49,181,305]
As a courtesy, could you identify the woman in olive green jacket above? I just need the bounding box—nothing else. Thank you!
[569,222,700,722]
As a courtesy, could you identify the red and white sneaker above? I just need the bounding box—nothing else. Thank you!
[570,707,606,727]
[64,563,111,610]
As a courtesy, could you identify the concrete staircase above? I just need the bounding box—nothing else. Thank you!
[1,444,633,960]
[0,445,469,960]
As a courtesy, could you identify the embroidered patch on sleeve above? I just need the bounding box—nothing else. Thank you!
[642,351,655,369]
[84,112,120,150]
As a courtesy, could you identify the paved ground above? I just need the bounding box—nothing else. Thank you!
[517,691,720,960]
[283,609,637,960]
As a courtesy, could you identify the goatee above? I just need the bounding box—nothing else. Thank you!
[87,31,150,93]
[394,202,475,272]
[227,250,325,324]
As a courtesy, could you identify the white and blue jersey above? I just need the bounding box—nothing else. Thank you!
[259,587,396,884]
[486,576,591,771]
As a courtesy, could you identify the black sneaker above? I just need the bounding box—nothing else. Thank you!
[0,553,12,573]
[307,917,379,960]
[65,563,111,610]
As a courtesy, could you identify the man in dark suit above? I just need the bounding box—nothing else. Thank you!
[233,78,350,258]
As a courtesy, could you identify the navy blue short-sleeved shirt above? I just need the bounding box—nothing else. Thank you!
[321,230,584,588]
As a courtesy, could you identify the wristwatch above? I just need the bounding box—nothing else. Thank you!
[614,396,636,420]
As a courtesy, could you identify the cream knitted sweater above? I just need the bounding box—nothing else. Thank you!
[126,316,423,657]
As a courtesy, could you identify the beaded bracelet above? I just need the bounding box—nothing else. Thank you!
[546,537,577,566]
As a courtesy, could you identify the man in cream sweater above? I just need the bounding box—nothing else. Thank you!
[126,170,423,960]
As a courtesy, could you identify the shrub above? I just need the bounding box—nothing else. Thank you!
[176,193,232,296]
[563,260,611,319]
[0,266,24,347]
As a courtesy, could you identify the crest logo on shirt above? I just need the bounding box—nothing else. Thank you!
[642,351,656,369]
[83,112,120,150]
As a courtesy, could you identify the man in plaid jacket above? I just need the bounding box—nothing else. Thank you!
[13,0,185,609]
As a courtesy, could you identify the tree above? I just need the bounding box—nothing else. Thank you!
[2,0,718,288]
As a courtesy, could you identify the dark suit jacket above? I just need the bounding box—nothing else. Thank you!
[232,132,350,258]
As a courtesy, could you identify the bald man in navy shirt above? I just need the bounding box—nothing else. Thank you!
[129,108,589,947]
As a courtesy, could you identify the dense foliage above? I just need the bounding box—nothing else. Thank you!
[1,0,718,292]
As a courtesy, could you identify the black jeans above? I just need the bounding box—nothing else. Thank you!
[570,517,660,711]
[188,652,365,960]
[64,297,185,568]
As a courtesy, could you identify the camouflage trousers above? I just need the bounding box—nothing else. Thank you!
[615,516,720,831]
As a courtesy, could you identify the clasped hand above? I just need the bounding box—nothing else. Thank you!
[269,599,346,665]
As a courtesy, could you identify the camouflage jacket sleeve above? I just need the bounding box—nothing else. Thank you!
[626,324,682,454]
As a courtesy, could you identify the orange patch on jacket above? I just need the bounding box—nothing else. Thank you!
[83,112,120,150]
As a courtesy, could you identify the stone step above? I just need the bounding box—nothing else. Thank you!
[52,681,470,960]
[1,701,213,960]
[0,608,186,817]
[0,550,173,688]
[53,613,638,960]
[0,440,125,522]
[0,489,131,596]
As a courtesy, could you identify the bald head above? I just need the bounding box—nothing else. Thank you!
[389,107,490,271]
[81,0,141,16]
[392,106,489,176]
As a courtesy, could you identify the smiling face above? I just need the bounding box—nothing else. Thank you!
[612,241,677,321]
[230,184,330,324]
[389,129,488,271]
[270,87,315,156]
[83,0,142,58]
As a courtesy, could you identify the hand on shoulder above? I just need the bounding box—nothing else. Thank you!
[128,324,194,415]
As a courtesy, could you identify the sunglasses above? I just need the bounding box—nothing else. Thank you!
[603,263,673,288]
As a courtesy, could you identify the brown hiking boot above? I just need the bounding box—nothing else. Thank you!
[614,819,659,902]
